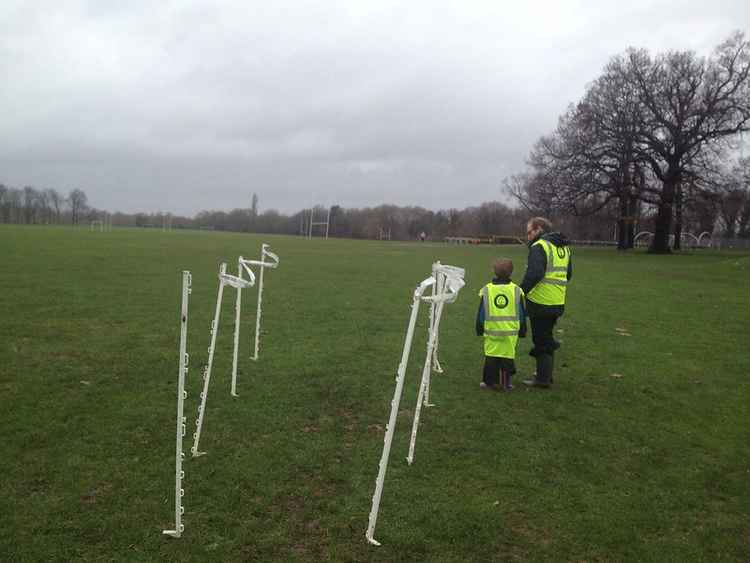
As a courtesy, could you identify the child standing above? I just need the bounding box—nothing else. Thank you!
[476,259,526,390]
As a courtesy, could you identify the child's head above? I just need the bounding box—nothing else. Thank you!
[493,258,513,279]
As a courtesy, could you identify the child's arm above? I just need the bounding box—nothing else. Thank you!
[518,291,527,338]
[475,298,484,336]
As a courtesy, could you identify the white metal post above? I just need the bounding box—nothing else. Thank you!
[249,245,279,362]
[191,262,227,457]
[424,270,448,407]
[230,248,274,393]
[431,265,445,375]
[366,264,465,546]
[407,290,449,465]
[231,258,244,397]
[163,270,191,538]
[252,253,265,361]
[325,206,331,239]
[366,276,435,547]
[424,262,444,409]
[229,257,257,394]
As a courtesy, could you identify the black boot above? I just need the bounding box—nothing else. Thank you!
[501,370,514,391]
[523,353,553,388]
[543,353,554,385]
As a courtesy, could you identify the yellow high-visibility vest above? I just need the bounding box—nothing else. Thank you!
[479,282,523,358]
[527,239,570,306]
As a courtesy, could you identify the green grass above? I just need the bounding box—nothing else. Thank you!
[1,225,749,562]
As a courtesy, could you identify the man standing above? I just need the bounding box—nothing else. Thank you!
[520,217,572,388]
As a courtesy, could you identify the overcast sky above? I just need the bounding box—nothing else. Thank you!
[1,1,749,215]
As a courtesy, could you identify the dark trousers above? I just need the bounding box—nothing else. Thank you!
[529,315,560,356]
[482,356,516,387]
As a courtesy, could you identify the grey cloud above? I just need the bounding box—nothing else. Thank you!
[1,1,749,214]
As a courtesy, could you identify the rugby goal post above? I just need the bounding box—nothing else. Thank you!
[307,207,331,239]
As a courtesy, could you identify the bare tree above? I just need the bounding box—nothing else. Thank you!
[22,186,38,224]
[46,188,63,224]
[714,156,750,237]
[68,189,88,226]
[507,32,750,251]
[0,184,7,224]
[37,189,51,224]
[7,188,22,223]
[617,32,750,252]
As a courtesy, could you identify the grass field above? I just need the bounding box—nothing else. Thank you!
[1,225,749,562]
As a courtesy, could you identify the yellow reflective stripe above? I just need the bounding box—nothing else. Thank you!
[535,239,569,275]
[541,278,567,286]
[538,240,554,274]
[484,329,518,337]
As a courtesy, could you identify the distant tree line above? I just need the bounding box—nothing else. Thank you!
[0,182,547,240]
[122,201,539,241]
[5,173,748,244]
[506,31,750,252]
[123,200,640,241]
[0,185,92,226]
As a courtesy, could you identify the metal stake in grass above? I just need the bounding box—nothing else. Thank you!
[163,270,191,538]
[230,256,258,396]
[408,263,464,463]
[366,264,465,546]
[428,262,443,378]
[229,244,279,396]
[192,262,254,457]
[250,244,279,362]
[423,262,464,404]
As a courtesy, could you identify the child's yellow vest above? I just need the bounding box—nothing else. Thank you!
[479,282,523,359]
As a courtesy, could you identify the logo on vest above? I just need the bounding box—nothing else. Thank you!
[556,246,567,259]
[493,294,509,309]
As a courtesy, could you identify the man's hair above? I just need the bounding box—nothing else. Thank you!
[493,258,513,279]
[528,216,553,233]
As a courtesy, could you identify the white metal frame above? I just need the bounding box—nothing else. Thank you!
[365,263,465,546]
[633,231,653,246]
[230,244,279,396]
[191,262,255,457]
[681,232,700,246]
[424,262,464,403]
[163,271,191,538]
[378,227,391,241]
[307,207,331,239]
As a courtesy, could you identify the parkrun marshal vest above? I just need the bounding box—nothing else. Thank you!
[527,239,570,306]
[479,282,523,358]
